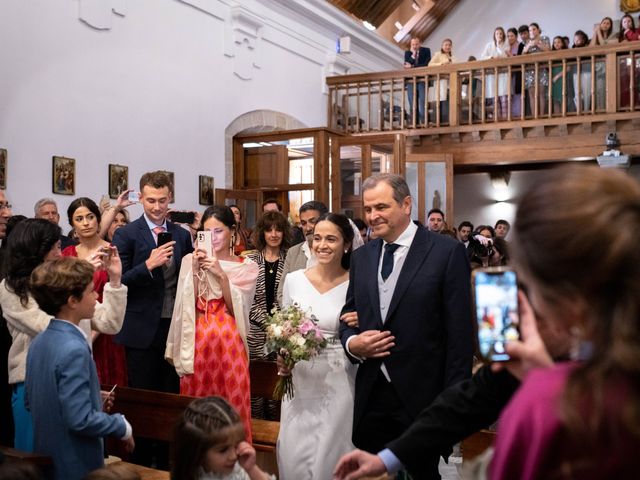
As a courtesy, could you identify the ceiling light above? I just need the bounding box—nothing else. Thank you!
[363,21,376,31]
[394,21,403,30]
[412,1,421,11]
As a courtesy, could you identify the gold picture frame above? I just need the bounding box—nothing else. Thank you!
[108,164,129,199]
[52,156,75,195]
[199,175,214,205]
[0,149,6,190]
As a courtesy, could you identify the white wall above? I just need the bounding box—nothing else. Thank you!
[0,0,401,220]
[425,0,622,60]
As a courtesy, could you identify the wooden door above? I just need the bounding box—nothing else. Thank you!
[404,153,454,227]
[331,134,405,219]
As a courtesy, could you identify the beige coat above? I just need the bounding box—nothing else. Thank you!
[165,254,258,376]
[0,280,127,385]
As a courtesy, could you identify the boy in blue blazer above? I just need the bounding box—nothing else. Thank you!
[25,257,134,480]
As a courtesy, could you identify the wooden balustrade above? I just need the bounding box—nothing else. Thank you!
[327,43,640,133]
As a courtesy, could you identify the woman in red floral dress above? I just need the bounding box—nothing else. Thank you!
[166,205,258,441]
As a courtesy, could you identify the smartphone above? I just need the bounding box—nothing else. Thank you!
[157,231,173,246]
[196,230,213,256]
[472,267,520,362]
[128,191,139,203]
[169,211,196,224]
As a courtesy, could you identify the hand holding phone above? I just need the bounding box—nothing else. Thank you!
[146,231,175,271]
[127,190,139,203]
[472,267,520,362]
[196,230,213,257]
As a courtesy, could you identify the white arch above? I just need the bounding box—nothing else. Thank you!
[224,109,307,187]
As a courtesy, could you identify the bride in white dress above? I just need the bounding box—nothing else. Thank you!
[277,213,358,480]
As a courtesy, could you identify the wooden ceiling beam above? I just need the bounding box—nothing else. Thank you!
[393,1,435,43]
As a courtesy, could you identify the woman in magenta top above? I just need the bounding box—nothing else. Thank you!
[488,165,640,479]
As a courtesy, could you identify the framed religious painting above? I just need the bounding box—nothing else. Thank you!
[199,175,214,205]
[0,149,6,189]
[108,164,129,199]
[160,170,175,203]
[52,156,76,195]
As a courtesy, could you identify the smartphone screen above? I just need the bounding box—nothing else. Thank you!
[169,211,195,224]
[157,231,172,246]
[196,230,213,256]
[472,267,520,362]
[128,191,139,203]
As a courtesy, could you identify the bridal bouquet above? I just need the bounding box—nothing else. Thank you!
[265,304,328,400]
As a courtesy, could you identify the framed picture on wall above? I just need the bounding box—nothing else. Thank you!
[0,149,6,190]
[52,156,75,195]
[199,175,214,205]
[160,170,175,203]
[108,164,129,199]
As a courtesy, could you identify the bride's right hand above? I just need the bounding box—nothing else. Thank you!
[276,355,292,376]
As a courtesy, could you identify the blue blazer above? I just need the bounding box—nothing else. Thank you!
[404,46,431,67]
[25,320,127,480]
[339,226,473,431]
[112,215,193,348]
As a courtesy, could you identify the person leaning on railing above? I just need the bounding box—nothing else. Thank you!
[618,14,640,109]
[428,38,459,124]
[522,22,550,117]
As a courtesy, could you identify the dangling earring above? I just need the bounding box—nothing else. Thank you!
[230,233,236,256]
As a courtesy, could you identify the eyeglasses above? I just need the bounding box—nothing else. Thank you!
[0,203,12,211]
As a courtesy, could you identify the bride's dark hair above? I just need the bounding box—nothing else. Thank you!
[314,213,354,270]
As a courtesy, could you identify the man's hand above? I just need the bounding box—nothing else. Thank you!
[145,241,175,271]
[123,435,135,453]
[334,449,386,480]
[349,330,395,359]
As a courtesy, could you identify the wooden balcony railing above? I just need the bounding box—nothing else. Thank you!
[326,43,640,133]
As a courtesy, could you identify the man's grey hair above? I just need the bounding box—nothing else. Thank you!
[34,198,58,216]
[362,173,411,205]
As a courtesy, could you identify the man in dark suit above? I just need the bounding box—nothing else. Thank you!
[33,198,77,250]
[404,37,431,124]
[112,171,193,394]
[339,173,473,479]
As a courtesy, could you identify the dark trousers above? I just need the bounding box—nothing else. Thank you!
[125,318,179,393]
[124,318,178,469]
[354,371,441,480]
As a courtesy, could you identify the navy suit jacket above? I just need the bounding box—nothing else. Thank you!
[404,46,431,68]
[339,226,473,431]
[26,320,127,480]
[112,215,193,348]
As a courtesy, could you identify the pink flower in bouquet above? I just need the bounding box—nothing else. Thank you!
[298,319,316,336]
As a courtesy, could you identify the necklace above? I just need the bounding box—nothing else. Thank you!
[264,258,279,274]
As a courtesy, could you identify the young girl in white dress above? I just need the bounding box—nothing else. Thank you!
[171,396,275,480]
[277,213,358,479]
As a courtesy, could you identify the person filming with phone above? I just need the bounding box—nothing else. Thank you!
[165,205,258,441]
[335,165,640,479]
[111,171,193,467]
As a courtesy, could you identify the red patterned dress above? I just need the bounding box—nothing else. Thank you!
[62,245,128,386]
[173,257,258,442]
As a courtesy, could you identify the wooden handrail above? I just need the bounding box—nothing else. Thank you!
[327,41,640,133]
[327,42,640,84]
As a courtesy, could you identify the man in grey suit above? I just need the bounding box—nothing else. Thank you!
[276,200,328,304]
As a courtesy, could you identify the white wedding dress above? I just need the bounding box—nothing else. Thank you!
[277,269,357,480]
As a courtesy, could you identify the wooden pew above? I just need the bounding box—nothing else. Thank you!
[105,359,281,473]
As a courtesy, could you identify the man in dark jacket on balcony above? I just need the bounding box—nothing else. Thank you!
[404,37,431,124]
